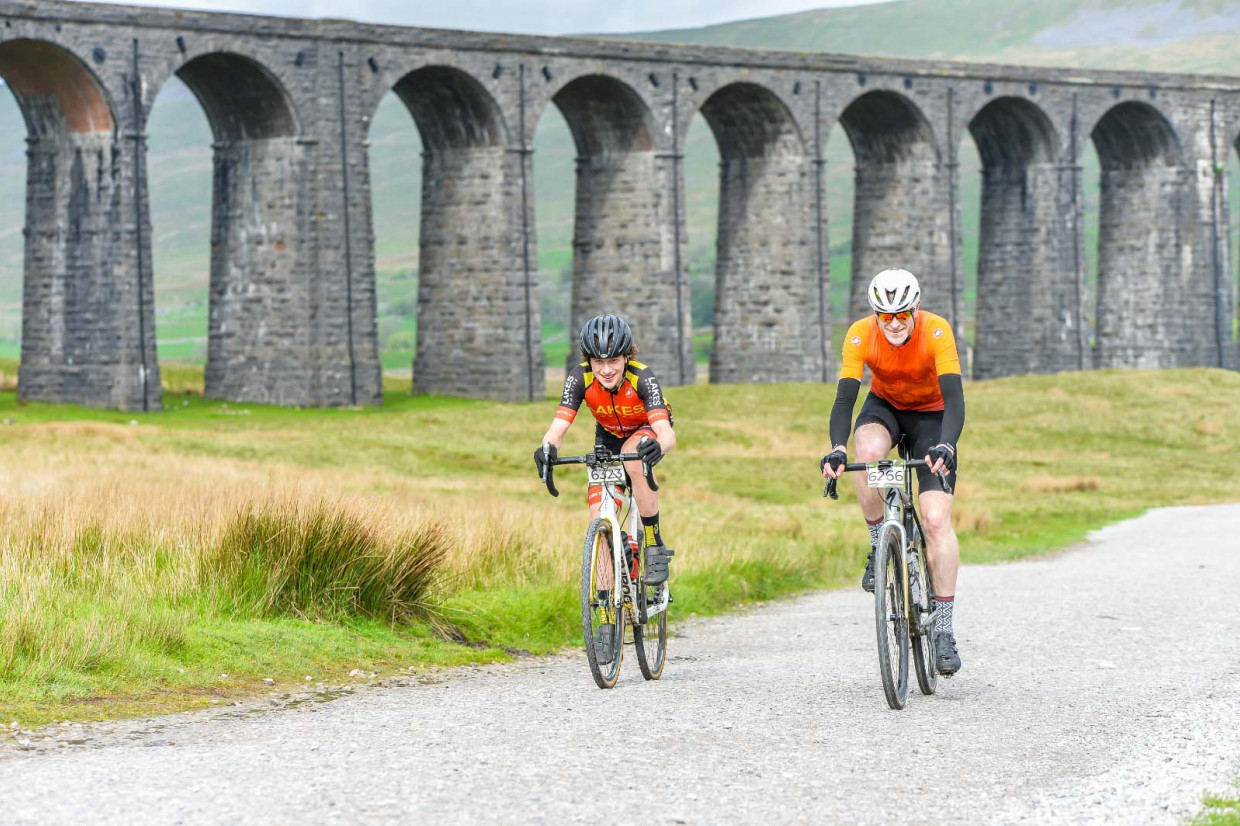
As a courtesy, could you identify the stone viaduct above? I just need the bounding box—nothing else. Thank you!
[1,0,1238,410]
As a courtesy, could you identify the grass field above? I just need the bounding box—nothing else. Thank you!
[1194,784,1240,826]
[1,363,1238,727]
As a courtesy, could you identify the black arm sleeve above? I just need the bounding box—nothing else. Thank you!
[938,373,965,448]
[829,378,861,448]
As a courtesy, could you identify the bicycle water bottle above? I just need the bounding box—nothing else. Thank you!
[621,531,640,580]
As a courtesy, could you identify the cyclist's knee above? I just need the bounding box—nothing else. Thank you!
[853,424,890,461]
[920,503,953,538]
[624,459,649,488]
[855,440,887,461]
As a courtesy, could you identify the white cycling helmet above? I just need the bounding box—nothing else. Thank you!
[867,268,921,314]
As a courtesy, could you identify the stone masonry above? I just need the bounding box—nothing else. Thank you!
[0,0,1238,410]
[706,82,822,384]
[971,97,1081,379]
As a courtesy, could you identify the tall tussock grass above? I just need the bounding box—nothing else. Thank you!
[0,479,452,686]
[207,501,447,624]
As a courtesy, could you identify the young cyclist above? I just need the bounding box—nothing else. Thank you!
[534,314,676,585]
[821,269,966,676]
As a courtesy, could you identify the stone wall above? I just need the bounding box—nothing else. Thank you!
[2,0,1239,411]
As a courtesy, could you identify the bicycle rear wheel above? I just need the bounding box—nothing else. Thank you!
[909,524,938,696]
[633,537,667,680]
[874,523,910,710]
[581,518,623,689]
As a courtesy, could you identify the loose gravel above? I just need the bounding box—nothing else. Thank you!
[2,504,1239,825]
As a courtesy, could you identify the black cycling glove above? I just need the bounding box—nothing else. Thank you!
[534,443,557,479]
[821,449,847,473]
[927,443,956,473]
[637,435,663,466]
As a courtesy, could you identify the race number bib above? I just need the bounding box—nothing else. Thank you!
[866,464,905,488]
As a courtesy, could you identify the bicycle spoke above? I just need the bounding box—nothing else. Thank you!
[633,540,668,680]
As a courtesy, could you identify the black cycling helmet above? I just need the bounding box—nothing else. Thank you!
[580,314,633,360]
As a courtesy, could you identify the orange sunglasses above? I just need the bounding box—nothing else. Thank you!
[876,310,914,323]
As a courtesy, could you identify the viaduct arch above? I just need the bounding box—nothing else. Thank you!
[1,0,1237,409]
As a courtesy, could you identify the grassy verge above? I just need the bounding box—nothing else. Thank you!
[1,365,1238,727]
[1193,783,1240,826]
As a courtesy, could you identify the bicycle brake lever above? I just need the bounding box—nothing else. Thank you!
[824,478,838,500]
[644,460,659,492]
[936,471,949,493]
[542,446,559,498]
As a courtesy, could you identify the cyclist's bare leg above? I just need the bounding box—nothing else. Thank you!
[621,430,675,586]
[621,433,658,517]
[918,490,958,597]
[852,423,893,523]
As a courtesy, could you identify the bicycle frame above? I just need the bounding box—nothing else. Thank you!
[542,449,669,622]
[880,475,933,633]
[825,457,942,632]
[594,472,669,622]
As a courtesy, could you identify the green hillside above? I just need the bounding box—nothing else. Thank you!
[0,0,1238,372]
[626,0,1240,72]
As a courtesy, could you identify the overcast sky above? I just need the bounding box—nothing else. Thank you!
[83,0,893,36]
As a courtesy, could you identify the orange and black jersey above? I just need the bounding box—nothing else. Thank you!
[556,360,671,439]
[829,310,966,452]
[839,311,961,412]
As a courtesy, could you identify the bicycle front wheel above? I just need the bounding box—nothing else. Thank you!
[581,518,623,689]
[633,538,668,680]
[874,523,910,710]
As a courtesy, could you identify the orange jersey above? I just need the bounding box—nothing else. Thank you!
[555,360,671,438]
[839,311,961,412]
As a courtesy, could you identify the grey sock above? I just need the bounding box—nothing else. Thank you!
[866,519,882,549]
[935,598,954,633]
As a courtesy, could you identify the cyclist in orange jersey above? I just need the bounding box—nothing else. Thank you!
[821,268,966,676]
[535,314,677,584]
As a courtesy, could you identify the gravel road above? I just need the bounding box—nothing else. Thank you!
[3,505,1239,825]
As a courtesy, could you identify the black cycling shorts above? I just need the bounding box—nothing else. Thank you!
[854,392,957,495]
[595,421,676,455]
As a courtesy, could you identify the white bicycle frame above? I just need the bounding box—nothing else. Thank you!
[589,463,670,621]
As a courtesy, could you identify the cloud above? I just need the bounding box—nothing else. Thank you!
[82,0,894,36]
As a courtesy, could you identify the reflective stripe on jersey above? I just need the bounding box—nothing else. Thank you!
[839,311,961,412]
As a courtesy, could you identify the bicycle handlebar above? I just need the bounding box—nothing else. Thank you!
[822,458,948,500]
[541,450,658,498]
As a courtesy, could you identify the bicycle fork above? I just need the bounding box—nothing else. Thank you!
[883,489,932,634]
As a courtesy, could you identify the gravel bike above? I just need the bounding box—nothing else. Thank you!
[825,451,947,709]
[541,445,669,688]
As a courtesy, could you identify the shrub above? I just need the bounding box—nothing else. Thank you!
[206,501,447,625]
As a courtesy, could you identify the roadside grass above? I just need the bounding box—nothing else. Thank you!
[0,364,1238,726]
[1193,783,1240,826]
